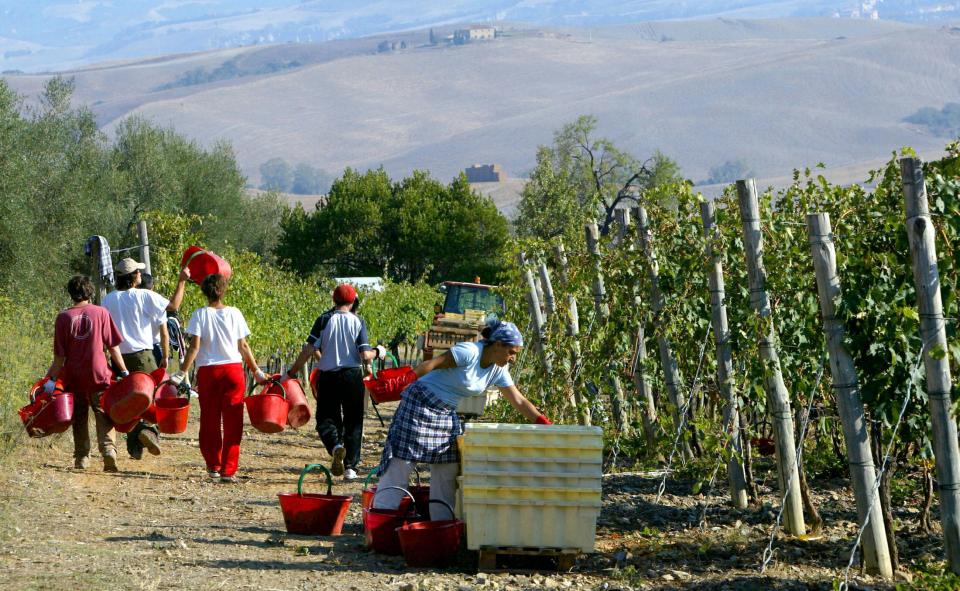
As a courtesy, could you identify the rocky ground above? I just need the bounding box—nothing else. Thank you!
[0,399,944,590]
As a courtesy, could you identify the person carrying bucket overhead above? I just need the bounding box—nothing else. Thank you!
[285,283,386,482]
[372,318,551,520]
[44,275,130,472]
[174,273,268,483]
[102,257,190,459]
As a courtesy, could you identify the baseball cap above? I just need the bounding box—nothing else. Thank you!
[333,283,357,305]
[116,258,146,275]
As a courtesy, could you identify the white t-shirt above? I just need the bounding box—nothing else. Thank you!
[102,288,170,354]
[186,306,251,367]
[418,341,514,406]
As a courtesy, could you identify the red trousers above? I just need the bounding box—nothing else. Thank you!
[197,363,245,477]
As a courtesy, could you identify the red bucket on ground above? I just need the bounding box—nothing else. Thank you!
[363,486,426,555]
[278,464,351,535]
[180,246,232,285]
[363,366,415,404]
[398,509,464,567]
[19,379,74,438]
[102,371,154,424]
[245,379,289,433]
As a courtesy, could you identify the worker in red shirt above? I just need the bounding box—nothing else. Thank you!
[45,275,130,472]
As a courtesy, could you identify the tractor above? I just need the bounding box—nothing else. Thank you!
[421,280,505,361]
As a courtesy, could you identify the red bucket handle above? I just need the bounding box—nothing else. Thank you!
[181,247,208,270]
[297,463,334,496]
[427,499,456,520]
[246,376,286,398]
[371,486,418,518]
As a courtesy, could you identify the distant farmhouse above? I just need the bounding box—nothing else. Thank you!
[464,164,506,183]
[454,26,497,45]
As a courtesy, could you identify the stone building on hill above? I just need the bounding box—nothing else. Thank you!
[464,164,506,183]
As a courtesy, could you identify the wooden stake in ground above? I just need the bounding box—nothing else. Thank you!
[86,239,107,304]
[538,262,557,318]
[633,205,692,459]
[633,322,659,452]
[806,212,892,578]
[553,242,569,288]
[519,259,553,377]
[735,179,805,536]
[901,157,960,575]
[566,294,590,425]
[137,220,151,275]
[584,223,610,320]
[700,200,749,510]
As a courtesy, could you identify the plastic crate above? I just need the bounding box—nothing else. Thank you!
[462,497,600,551]
[461,484,600,504]
[460,470,600,490]
[461,424,603,458]
[461,454,603,478]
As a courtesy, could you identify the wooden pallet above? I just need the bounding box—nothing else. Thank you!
[477,546,580,572]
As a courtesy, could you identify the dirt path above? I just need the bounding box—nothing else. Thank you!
[0,400,939,591]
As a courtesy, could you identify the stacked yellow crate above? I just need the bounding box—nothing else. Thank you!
[458,423,603,551]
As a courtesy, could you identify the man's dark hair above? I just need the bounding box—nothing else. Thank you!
[201,273,228,303]
[140,272,154,290]
[67,275,94,303]
[115,271,138,290]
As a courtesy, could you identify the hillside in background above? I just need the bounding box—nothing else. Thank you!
[5,17,960,212]
[1,0,958,73]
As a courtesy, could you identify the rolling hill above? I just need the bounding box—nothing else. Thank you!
[4,18,960,213]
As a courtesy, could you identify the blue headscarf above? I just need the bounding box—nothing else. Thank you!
[481,319,524,347]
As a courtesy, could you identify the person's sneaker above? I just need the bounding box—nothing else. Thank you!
[331,444,346,476]
[207,470,221,479]
[220,475,236,484]
[103,454,119,473]
[74,456,89,470]
[343,468,358,482]
[138,426,161,456]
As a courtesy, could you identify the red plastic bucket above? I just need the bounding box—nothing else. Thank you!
[245,379,289,433]
[364,486,426,555]
[363,366,415,404]
[309,368,319,399]
[278,464,352,535]
[180,245,232,285]
[155,396,190,434]
[18,379,74,438]
[397,500,464,567]
[103,371,155,424]
[266,374,311,429]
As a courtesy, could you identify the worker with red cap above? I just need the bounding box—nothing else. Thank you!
[286,283,385,481]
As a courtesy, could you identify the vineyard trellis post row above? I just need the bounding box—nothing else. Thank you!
[900,157,960,574]
[735,178,805,537]
[700,200,750,510]
[585,222,610,320]
[806,212,893,579]
[633,205,693,460]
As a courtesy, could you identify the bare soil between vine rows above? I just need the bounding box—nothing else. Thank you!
[0,401,941,590]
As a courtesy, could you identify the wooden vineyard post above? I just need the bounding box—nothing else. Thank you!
[634,205,692,459]
[518,254,553,377]
[86,239,107,305]
[901,157,960,574]
[614,208,632,248]
[566,295,590,425]
[807,212,892,577]
[736,179,805,536]
[700,201,749,510]
[553,242,569,287]
[584,223,609,320]
[137,220,151,274]
[538,261,557,318]
[633,322,659,452]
